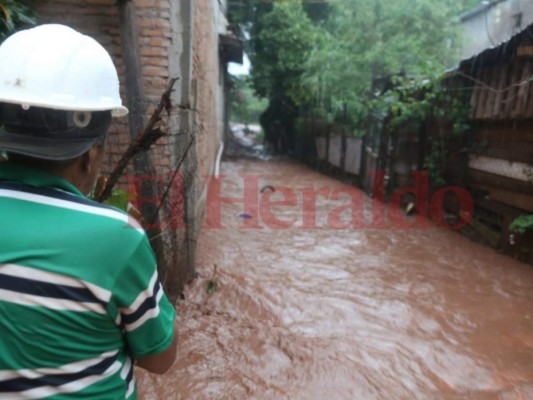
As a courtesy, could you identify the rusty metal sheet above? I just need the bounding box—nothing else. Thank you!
[328,133,342,168]
[315,137,327,160]
[345,137,362,175]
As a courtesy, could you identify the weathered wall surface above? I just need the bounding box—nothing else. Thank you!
[193,0,224,198]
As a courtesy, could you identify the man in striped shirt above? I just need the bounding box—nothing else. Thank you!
[0,25,177,399]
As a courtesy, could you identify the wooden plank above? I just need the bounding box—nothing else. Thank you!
[473,183,533,213]
[469,70,482,119]
[492,64,508,117]
[512,61,532,118]
[474,189,528,216]
[470,141,533,164]
[469,154,533,183]
[473,122,533,142]
[484,68,498,119]
[475,69,492,120]
[489,188,533,212]
[525,62,533,118]
[517,46,533,57]
[503,60,522,119]
[461,211,501,248]
[468,169,533,196]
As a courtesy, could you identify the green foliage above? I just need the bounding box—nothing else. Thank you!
[238,0,472,154]
[510,215,533,234]
[424,141,447,187]
[302,0,464,130]
[250,1,318,105]
[371,67,472,187]
[0,0,36,41]
[247,1,321,152]
[459,0,483,14]
[376,72,471,134]
[103,189,130,212]
[230,75,268,125]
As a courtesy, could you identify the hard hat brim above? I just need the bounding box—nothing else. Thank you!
[0,127,100,161]
[0,94,130,118]
[112,106,129,118]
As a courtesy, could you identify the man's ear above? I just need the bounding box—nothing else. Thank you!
[80,145,100,174]
[79,150,92,174]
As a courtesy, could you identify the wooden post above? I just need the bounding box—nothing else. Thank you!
[325,124,330,171]
[340,132,347,175]
[340,103,347,175]
[117,0,167,280]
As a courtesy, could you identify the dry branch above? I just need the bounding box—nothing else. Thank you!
[153,135,195,218]
[96,78,179,202]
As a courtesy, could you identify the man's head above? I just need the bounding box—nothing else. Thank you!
[2,105,112,194]
[0,24,128,194]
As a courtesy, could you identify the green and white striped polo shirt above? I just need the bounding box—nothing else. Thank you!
[0,163,176,399]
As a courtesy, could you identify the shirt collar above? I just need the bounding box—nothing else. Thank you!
[0,162,84,198]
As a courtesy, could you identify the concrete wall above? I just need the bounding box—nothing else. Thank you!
[314,133,363,176]
[345,138,362,176]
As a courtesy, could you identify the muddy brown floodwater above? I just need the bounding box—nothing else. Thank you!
[138,159,533,400]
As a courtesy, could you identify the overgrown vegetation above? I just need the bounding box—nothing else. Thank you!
[231,0,478,156]
[249,2,318,153]
[302,0,463,130]
[510,215,533,235]
[374,71,472,186]
[230,75,268,126]
[0,0,36,41]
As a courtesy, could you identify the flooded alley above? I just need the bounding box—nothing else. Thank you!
[138,159,533,400]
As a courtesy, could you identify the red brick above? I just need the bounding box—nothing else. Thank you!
[140,47,167,57]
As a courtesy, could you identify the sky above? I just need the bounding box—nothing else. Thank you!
[228,53,251,76]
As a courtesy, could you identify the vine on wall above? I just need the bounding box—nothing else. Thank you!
[374,72,471,187]
[0,0,36,41]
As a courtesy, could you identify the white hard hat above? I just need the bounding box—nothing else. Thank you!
[0,24,128,117]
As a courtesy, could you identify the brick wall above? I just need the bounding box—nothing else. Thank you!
[32,0,225,293]
[33,0,182,176]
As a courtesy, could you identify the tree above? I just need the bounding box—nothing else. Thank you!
[460,0,483,14]
[249,1,318,153]
[238,0,473,152]
[302,0,464,132]
[229,75,268,125]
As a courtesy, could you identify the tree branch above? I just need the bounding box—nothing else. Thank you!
[96,78,180,202]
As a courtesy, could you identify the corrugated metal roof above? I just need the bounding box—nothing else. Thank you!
[460,0,506,22]
[459,0,533,64]
[459,21,532,68]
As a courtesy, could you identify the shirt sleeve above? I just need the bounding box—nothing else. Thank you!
[109,235,176,359]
